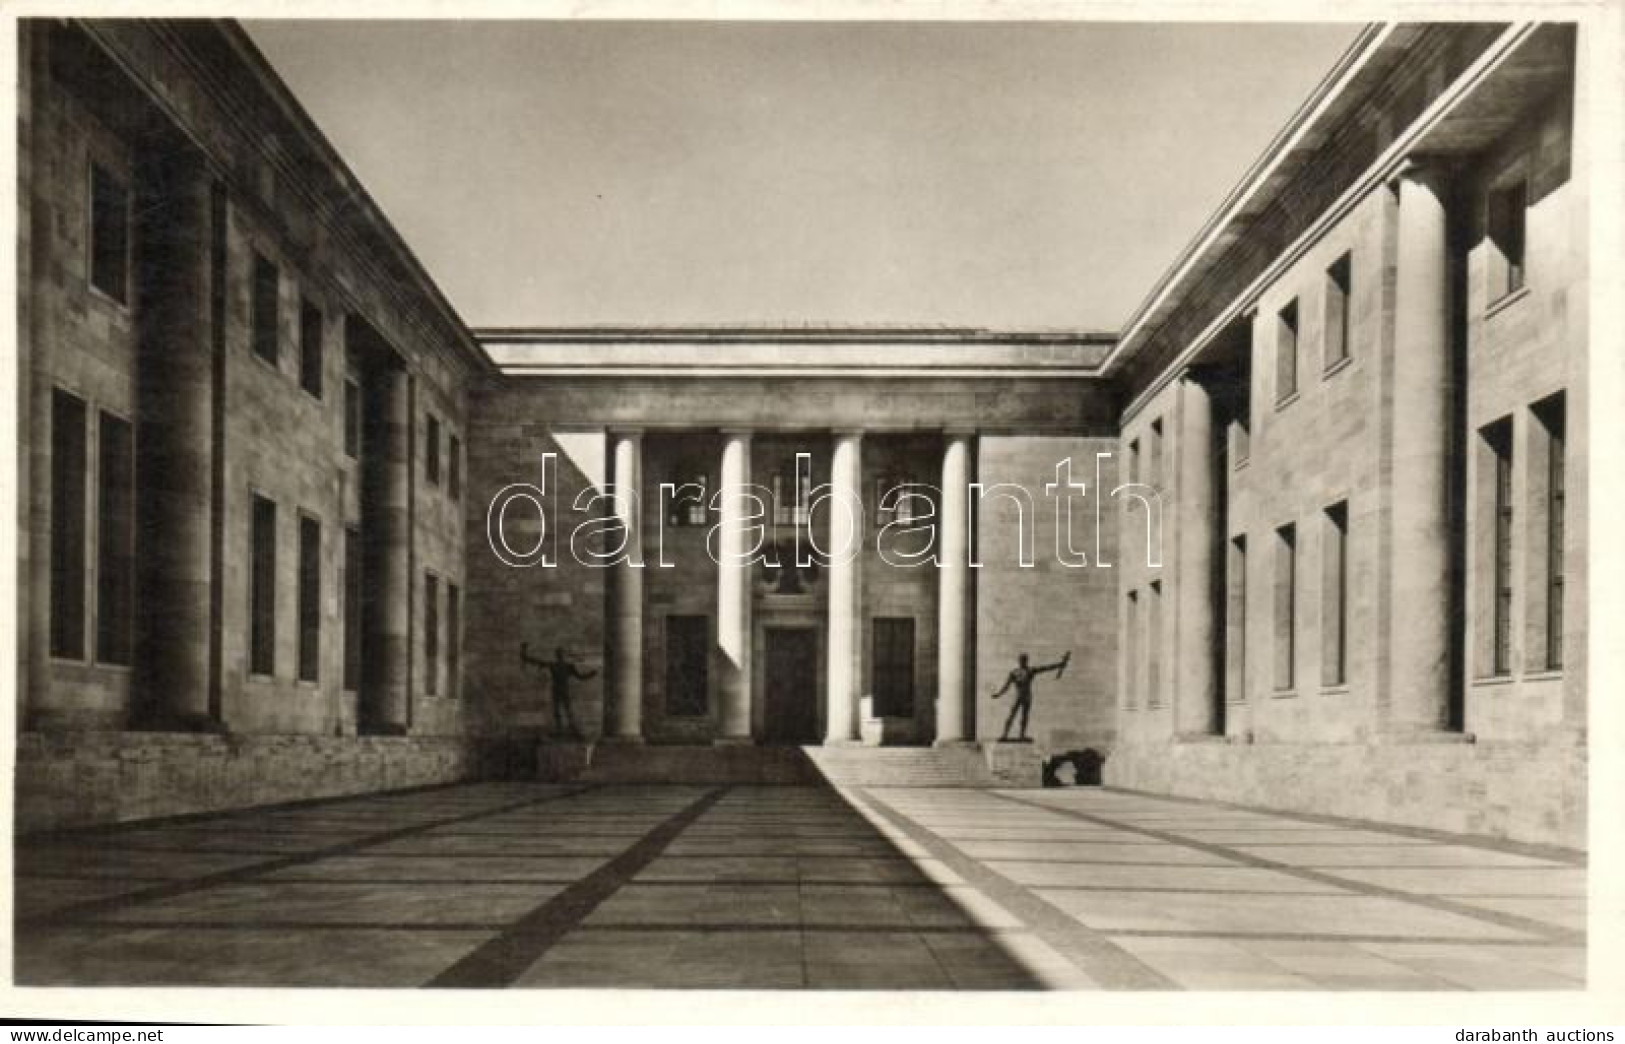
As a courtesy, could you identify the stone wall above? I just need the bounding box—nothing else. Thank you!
[20,23,482,741]
[973,436,1120,750]
[14,730,498,833]
[462,390,608,741]
[1107,737,1585,850]
[1458,87,1586,743]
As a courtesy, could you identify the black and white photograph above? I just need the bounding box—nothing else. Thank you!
[4,0,1622,1027]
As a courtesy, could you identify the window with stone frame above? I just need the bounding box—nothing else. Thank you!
[871,617,916,717]
[299,300,324,399]
[1275,299,1299,403]
[1530,394,1565,671]
[1148,418,1164,487]
[1225,535,1247,704]
[1324,252,1352,370]
[770,467,812,527]
[89,162,130,305]
[424,571,439,696]
[343,525,361,692]
[251,253,280,366]
[1481,418,1515,677]
[1273,522,1296,692]
[447,582,462,699]
[1486,175,1528,302]
[1146,580,1163,707]
[425,414,441,486]
[1321,501,1349,687]
[250,494,277,677]
[343,378,361,459]
[96,410,135,666]
[50,389,88,660]
[873,472,927,526]
[297,514,320,683]
[1124,589,1139,709]
[665,615,709,716]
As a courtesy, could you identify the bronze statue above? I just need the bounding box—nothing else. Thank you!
[991,650,1070,742]
[521,643,597,739]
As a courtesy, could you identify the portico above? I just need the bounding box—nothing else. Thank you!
[469,328,1121,753]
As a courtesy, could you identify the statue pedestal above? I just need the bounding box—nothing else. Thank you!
[536,740,593,782]
[983,742,1044,788]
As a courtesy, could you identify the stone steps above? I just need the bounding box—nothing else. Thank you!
[537,742,1044,788]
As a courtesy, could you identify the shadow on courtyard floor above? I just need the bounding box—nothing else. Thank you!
[13,779,1072,988]
[13,773,1588,989]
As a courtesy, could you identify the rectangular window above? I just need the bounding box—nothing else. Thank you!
[871,617,916,717]
[1124,589,1139,709]
[1273,523,1296,691]
[343,526,361,691]
[1321,502,1348,687]
[1483,419,1514,676]
[1487,177,1528,300]
[50,390,88,660]
[1148,419,1164,487]
[447,582,461,699]
[343,379,361,459]
[771,469,812,527]
[1127,439,1140,485]
[96,411,134,666]
[425,414,441,486]
[1225,536,1247,703]
[1276,300,1299,403]
[89,163,130,304]
[299,301,323,398]
[1229,415,1251,465]
[424,572,439,695]
[1146,581,1163,707]
[448,434,462,500]
[1324,253,1351,369]
[1542,400,1565,670]
[250,494,277,676]
[668,470,710,528]
[298,515,320,682]
[252,253,280,366]
[665,615,709,716]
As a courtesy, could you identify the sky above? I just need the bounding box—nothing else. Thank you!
[244,20,1361,332]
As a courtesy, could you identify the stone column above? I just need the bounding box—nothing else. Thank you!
[716,430,754,742]
[135,155,218,728]
[362,359,412,735]
[934,431,973,745]
[606,430,645,742]
[1175,372,1221,737]
[1387,164,1454,734]
[824,431,864,745]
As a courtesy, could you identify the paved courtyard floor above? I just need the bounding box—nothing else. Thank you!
[14,783,1585,989]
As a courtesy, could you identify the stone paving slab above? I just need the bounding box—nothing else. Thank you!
[13,782,1587,990]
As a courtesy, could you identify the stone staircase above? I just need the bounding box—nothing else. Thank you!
[539,741,1043,788]
[800,745,998,787]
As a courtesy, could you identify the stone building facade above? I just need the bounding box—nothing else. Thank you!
[13,19,1590,849]
[16,20,492,827]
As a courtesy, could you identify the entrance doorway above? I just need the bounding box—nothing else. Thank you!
[763,627,819,745]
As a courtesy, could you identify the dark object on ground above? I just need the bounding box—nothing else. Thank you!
[1042,748,1105,787]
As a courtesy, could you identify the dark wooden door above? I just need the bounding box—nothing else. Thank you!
[763,628,819,744]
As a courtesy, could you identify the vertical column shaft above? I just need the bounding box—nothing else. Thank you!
[716,431,753,741]
[1175,373,1220,736]
[608,430,644,741]
[363,359,412,735]
[136,154,216,727]
[1387,165,1455,734]
[824,432,863,744]
[934,432,972,745]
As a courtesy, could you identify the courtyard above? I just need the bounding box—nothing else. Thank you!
[14,782,1585,990]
